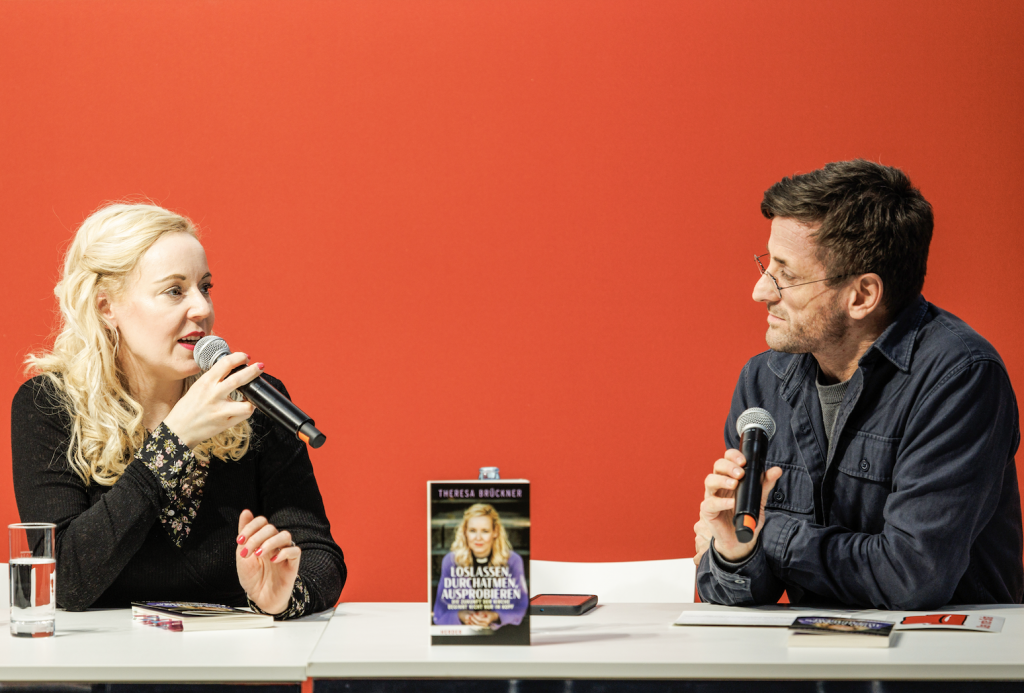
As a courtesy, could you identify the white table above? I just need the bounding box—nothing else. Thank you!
[0,608,332,683]
[3,603,1023,685]
[306,602,1024,681]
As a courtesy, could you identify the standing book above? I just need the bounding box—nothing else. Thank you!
[428,479,530,645]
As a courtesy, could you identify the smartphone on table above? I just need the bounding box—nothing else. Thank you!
[529,594,598,615]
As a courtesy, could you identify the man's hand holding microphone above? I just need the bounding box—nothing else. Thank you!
[694,408,783,566]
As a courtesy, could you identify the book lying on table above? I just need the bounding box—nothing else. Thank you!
[131,601,274,632]
[428,479,531,646]
[788,617,894,648]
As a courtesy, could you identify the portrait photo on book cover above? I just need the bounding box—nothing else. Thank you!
[431,499,530,632]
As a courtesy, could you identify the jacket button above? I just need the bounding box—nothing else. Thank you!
[860,459,870,472]
[773,490,785,502]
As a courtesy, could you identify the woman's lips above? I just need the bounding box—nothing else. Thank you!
[177,331,205,351]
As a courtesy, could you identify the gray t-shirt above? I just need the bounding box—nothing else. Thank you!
[816,367,850,455]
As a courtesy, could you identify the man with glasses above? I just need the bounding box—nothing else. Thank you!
[694,160,1022,608]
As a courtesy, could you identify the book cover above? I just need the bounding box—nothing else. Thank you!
[788,617,894,648]
[428,480,530,646]
[131,601,273,632]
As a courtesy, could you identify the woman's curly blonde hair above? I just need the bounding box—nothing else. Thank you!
[25,203,251,486]
[449,504,512,568]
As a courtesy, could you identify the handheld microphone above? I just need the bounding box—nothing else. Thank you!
[733,407,776,543]
[194,336,326,449]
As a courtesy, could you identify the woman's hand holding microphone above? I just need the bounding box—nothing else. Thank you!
[162,351,262,448]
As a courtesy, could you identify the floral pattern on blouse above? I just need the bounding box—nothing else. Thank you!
[135,422,209,548]
[247,574,311,620]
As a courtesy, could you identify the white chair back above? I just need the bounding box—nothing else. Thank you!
[529,558,696,604]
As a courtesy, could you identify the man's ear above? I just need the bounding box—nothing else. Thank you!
[97,292,117,328]
[847,273,884,322]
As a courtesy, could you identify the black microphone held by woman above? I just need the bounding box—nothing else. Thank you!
[733,407,776,543]
[194,335,326,448]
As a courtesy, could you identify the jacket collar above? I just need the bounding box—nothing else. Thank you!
[863,294,929,374]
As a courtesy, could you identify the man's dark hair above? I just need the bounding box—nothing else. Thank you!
[761,159,933,318]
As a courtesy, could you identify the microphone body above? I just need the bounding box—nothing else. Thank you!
[194,336,326,448]
[234,373,326,448]
[733,408,776,543]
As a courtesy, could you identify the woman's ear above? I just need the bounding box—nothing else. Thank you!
[97,292,117,328]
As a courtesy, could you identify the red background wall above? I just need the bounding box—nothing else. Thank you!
[1,1,1022,603]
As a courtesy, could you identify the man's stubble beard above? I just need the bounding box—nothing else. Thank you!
[765,291,848,354]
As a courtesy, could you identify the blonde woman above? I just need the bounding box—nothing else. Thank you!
[12,203,345,618]
[432,504,528,628]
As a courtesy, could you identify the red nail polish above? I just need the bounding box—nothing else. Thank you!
[270,555,277,562]
[255,548,263,557]
[237,535,245,544]
[257,363,265,369]
[239,547,248,557]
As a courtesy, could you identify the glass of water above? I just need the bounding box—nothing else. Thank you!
[9,523,56,638]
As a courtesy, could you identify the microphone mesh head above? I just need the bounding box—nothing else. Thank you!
[736,407,777,440]
[194,336,231,372]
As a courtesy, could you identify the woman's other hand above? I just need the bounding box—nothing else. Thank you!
[235,509,301,615]
[163,352,262,448]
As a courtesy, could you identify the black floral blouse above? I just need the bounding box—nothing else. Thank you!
[136,422,309,619]
[248,575,311,620]
[135,423,207,547]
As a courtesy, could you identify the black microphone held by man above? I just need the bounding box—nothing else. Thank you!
[194,336,326,448]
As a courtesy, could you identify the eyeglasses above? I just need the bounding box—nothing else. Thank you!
[754,253,849,300]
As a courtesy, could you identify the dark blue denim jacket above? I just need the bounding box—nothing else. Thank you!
[697,296,1023,609]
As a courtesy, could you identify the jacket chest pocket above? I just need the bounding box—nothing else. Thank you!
[763,462,814,515]
[830,432,900,533]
